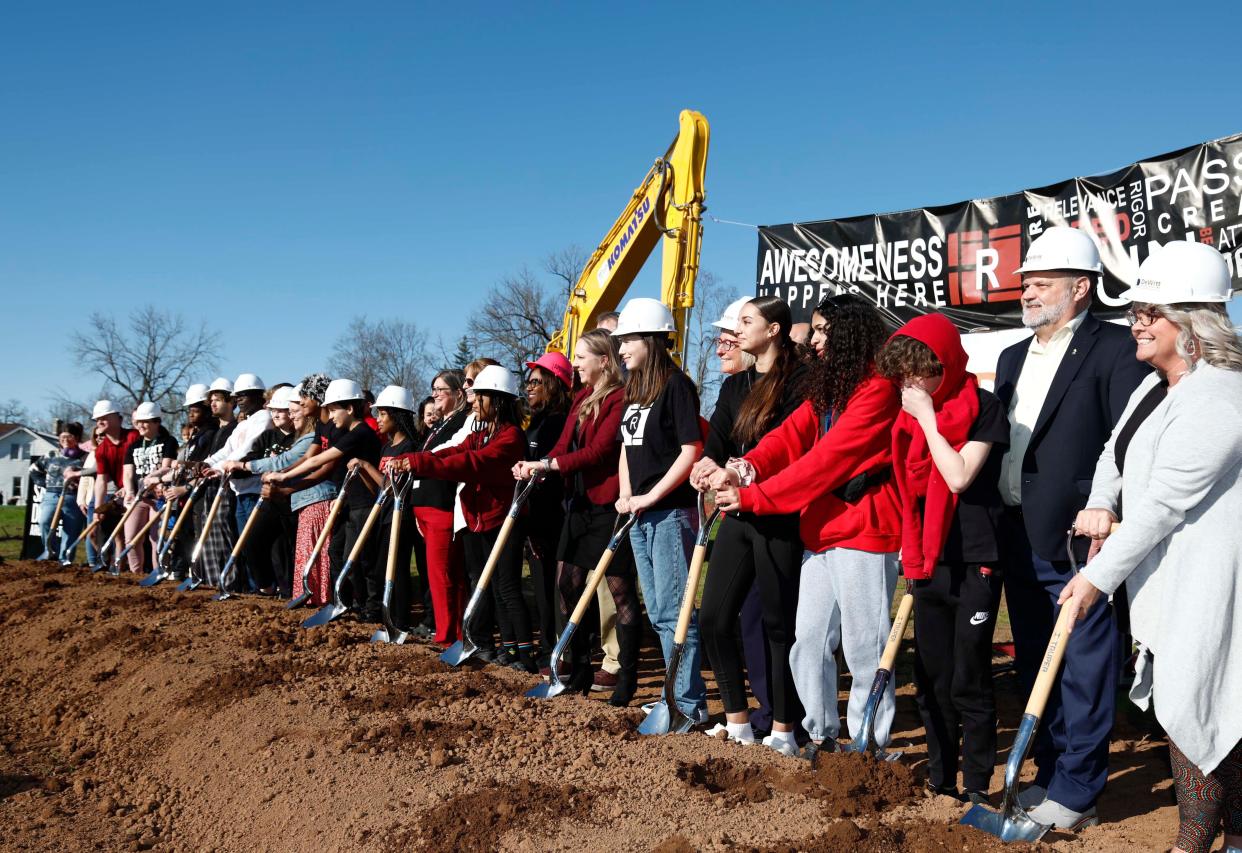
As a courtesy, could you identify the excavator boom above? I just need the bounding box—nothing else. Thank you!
[547,110,710,362]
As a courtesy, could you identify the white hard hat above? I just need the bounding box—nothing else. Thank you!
[1122,241,1233,305]
[323,378,365,406]
[267,386,297,410]
[712,297,752,332]
[612,297,676,336]
[471,365,519,397]
[1015,225,1102,275]
[133,401,162,422]
[374,384,415,411]
[234,373,266,393]
[91,400,119,419]
[184,383,210,407]
[208,377,234,394]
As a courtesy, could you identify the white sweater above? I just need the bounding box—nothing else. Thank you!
[1083,362,1242,775]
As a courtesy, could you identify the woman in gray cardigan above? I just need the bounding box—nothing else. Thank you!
[1061,242,1242,853]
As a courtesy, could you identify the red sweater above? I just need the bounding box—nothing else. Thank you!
[548,386,623,506]
[737,375,902,554]
[94,428,139,487]
[400,423,525,532]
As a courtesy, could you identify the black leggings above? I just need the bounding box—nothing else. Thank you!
[526,512,564,649]
[699,512,803,724]
[462,523,531,646]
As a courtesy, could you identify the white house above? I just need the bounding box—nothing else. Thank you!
[0,424,58,506]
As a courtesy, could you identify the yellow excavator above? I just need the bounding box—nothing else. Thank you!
[545,109,710,363]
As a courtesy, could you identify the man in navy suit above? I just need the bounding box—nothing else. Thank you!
[993,226,1150,830]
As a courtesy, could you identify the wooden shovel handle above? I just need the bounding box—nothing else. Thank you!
[228,497,266,558]
[191,477,231,562]
[568,544,619,626]
[673,542,710,646]
[310,489,350,559]
[1023,601,1075,718]
[49,491,66,533]
[474,515,518,594]
[878,593,914,672]
[128,505,165,545]
[162,485,202,548]
[345,490,389,565]
[100,495,145,551]
[383,498,404,585]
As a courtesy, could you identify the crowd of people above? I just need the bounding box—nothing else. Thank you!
[30,228,1242,853]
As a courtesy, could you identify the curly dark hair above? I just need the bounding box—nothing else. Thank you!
[807,295,889,417]
[876,335,943,382]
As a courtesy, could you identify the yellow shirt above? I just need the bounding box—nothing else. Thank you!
[999,311,1087,506]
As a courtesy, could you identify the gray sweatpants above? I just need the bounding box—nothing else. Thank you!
[790,546,899,744]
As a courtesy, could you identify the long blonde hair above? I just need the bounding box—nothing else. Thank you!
[577,329,623,425]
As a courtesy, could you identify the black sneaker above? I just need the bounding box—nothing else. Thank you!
[800,738,838,764]
[963,790,990,806]
[474,645,500,664]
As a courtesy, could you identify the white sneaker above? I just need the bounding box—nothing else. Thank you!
[762,733,799,757]
[704,722,755,745]
[1026,799,1098,831]
[1016,784,1047,810]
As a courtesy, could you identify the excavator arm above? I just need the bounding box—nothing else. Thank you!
[546,109,710,363]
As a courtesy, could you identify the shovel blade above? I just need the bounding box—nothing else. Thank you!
[525,679,567,700]
[211,591,232,602]
[301,602,346,629]
[960,802,1050,843]
[439,639,477,667]
[175,577,199,592]
[285,591,311,610]
[370,627,391,644]
[638,701,694,736]
[138,570,167,588]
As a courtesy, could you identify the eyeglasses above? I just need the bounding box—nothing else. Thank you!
[431,385,452,395]
[1125,306,1165,327]
[525,378,544,388]
[713,338,739,351]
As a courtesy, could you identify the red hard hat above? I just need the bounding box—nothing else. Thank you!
[525,352,573,389]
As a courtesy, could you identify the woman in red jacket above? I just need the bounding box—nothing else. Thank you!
[514,329,639,705]
[712,295,902,760]
[387,365,535,671]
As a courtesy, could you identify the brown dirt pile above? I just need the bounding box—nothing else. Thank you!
[0,561,1179,851]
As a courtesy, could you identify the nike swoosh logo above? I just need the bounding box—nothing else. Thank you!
[969,614,989,626]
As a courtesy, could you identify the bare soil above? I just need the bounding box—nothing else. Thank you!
[0,559,1177,851]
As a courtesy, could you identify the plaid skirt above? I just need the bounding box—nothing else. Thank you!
[192,482,236,586]
[293,499,333,606]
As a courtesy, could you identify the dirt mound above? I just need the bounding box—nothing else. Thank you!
[0,561,1181,851]
[389,781,599,852]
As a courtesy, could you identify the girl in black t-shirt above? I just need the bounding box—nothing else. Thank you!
[613,298,707,720]
[877,313,1008,803]
[348,386,421,631]
[121,406,178,573]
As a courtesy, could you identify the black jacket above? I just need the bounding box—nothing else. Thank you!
[994,312,1150,562]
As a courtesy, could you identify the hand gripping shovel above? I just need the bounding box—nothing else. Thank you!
[959,524,1111,843]
[844,591,913,759]
[141,480,206,587]
[212,496,267,601]
[527,511,637,699]
[95,492,146,572]
[176,474,233,592]
[287,468,357,609]
[39,491,68,559]
[639,492,721,736]
[302,479,392,629]
[440,475,543,666]
[371,476,414,644]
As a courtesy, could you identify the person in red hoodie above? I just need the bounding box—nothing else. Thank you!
[514,329,639,705]
[387,365,534,670]
[877,313,1008,804]
[711,295,901,761]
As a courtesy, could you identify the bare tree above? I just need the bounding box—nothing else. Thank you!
[329,317,435,395]
[0,398,29,424]
[71,306,218,413]
[682,269,736,414]
[544,244,590,294]
[466,267,562,372]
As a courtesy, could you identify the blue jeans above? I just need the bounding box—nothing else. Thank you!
[39,490,86,563]
[234,492,260,591]
[629,507,706,714]
[84,501,100,567]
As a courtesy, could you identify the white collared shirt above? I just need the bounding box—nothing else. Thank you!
[999,311,1087,506]
[206,409,273,496]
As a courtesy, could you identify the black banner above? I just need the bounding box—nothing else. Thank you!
[756,133,1242,328]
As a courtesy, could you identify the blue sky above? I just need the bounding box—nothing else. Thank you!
[4,2,1241,419]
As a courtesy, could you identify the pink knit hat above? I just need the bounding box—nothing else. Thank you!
[525,352,573,389]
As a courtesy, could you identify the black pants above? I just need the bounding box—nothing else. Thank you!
[526,511,564,652]
[699,512,804,725]
[328,501,381,611]
[374,510,414,629]
[912,561,1002,793]
[246,500,294,597]
[462,522,531,647]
